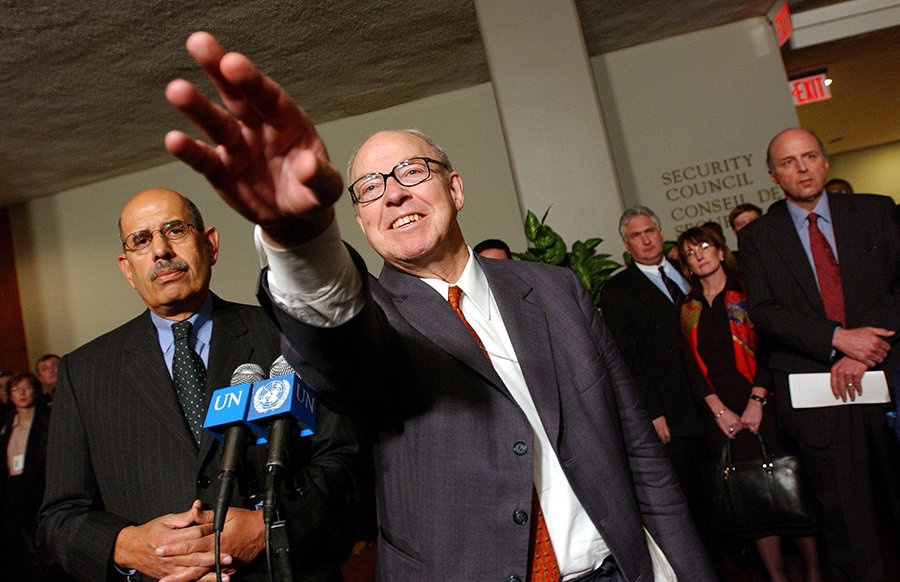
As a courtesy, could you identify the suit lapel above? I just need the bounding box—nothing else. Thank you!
[766,202,827,316]
[122,312,199,456]
[624,262,677,313]
[482,260,562,447]
[378,265,509,396]
[200,296,254,461]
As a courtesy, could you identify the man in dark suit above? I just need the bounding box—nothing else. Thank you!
[161,32,716,582]
[599,207,708,537]
[39,188,365,582]
[739,127,900,582]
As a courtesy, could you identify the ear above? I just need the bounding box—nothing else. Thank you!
[768,169,779,186]
[118,254,138,290]
[448,172,464,212]
[203,227,219,266]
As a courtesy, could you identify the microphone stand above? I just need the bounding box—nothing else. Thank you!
[264,418,293,582]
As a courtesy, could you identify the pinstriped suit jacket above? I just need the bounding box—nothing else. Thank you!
[39,295,365,582]
[261,249,717,582]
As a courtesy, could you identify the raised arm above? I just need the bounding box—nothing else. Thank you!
[165,31,342,248]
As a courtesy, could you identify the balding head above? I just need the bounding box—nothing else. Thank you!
[347,130,468,281]
[766,128,830,211]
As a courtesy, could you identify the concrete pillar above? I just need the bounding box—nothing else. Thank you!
[474,0,625,248]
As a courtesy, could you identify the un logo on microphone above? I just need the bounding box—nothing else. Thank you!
[252,378,291,414]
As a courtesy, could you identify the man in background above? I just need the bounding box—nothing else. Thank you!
[35,354,59,404]
[728,203,762,237]
[599,207,709,541]
[0,371,12,418]
[40,188,365,582]
[739,127,900,582]
[824,178,853,195]
[474,238,512,259]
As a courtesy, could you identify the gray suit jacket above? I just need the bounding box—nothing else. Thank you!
[262,250,716,582]
[39,296,365,582]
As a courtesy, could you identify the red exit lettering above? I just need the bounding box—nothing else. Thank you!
[789,73,832,106]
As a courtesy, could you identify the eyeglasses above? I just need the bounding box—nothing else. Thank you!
[348,157,450,204]
[122,220,196,253]
[684,242,713,259]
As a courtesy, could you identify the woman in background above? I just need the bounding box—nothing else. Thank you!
[1,372,52,581]
[676,226,821,582]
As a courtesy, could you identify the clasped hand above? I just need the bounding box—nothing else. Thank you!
[113,500,265,582]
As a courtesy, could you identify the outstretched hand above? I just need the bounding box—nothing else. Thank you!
[165,31,344,248]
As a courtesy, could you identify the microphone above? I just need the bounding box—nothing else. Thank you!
[203,363,266,533]
[247,356,317,525]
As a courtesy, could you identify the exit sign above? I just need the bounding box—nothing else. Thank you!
[772,3,793,47]
[789,73,831,106]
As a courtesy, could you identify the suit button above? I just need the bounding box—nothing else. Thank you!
[506,577,522,582]
[513,442,528,455]
[513,510,528,525]
[197,476,212,488]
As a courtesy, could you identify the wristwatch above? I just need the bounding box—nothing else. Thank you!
[749,394,767,406]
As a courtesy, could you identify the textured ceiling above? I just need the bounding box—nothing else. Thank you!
[0,0,891,208]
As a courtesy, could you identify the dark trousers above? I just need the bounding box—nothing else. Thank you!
[566,557,625,582]
[790,405,900,582]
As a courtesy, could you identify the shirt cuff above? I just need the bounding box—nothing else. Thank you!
[113,564,136,577]
[254,221,365,327]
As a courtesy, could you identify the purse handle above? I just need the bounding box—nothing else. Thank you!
[720,432,775,476]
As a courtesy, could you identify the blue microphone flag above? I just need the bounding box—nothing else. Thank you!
[247,373,317,440]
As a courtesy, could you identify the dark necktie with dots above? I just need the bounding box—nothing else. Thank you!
[171,320,207,445]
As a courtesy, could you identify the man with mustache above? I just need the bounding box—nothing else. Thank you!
[39,188,366,582]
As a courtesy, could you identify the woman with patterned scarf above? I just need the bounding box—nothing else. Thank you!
[676,225,822,582]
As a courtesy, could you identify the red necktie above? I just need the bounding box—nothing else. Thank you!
[807,213,845,326]
[447,286,560,581]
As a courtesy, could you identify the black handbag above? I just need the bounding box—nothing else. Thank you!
[702,433,816,535]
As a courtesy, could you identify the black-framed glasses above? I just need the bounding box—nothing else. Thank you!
[348,157,450,204]
[122,220,197,253]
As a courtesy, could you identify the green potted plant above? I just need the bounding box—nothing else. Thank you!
[514,208,621,308]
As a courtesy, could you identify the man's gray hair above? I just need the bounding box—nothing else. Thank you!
[618,206,661,240]
[346,129,453,212]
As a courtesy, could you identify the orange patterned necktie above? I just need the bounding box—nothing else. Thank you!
[447,286,560,581]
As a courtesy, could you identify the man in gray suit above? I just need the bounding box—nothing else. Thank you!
[39,188,365,582]
[161,32,716,582]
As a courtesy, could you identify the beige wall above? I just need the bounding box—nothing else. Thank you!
[592,18,799,249]
[826,139,900,202]
[17,17,868,364]
[11,83,524,359]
